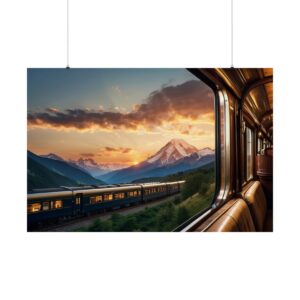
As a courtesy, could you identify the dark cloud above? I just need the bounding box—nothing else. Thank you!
[121,148,132,154]
[105,147,117,152]
[80,153,94,157]
[46,107,60,113]
[28,80,214,131]
[104,147,132,154]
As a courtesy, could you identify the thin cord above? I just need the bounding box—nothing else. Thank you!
[66,0,70,68]
[231,0,234,68]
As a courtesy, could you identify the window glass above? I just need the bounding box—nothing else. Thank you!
[27,68,215,231]
[246,127,254,181]
[75,197,81,205]
[28,203,41,213]
[53,200,63,209]
[257,137,263,154]
[42,202,49,211]
[114,193,125,199]
[90,195,102,204]
[104,194,113,201]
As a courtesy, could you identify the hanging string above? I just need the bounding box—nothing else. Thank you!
[66,0,70,68]
[231,0,234,68]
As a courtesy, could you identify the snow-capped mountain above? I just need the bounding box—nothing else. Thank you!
[70,157,125,177]
[194,147,215,159]
[100,139,215,183]
[146,138,198,166]
[40,153,125,177]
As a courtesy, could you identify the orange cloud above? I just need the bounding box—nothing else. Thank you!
[28,80,214,131]
[104,147,132,154]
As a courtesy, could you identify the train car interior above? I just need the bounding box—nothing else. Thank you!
[181,68,273,232]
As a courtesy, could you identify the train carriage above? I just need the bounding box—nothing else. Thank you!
[80,185,142,214]
[28,190,74,227]
[166,181,184,195]
[141,183,168,201]
[27,181,185,229]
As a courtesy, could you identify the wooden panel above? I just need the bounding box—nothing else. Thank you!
[264,82,273,108]
[263,68,273,77]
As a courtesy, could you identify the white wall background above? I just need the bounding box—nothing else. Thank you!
[0,0,299,299]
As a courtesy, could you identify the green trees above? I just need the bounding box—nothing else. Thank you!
[176,207,190,225]
[180,166,214,201]
[78,165,215,232]
[156,202,176,231]
[87,219,111,231]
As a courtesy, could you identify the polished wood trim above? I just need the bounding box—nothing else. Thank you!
[241,76,273,101]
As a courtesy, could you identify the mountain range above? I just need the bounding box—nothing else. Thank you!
[28,138,215,189]
[28,151,105,190]
[98,139,215,184]
[41,153,124,177]
[28,156,78,189]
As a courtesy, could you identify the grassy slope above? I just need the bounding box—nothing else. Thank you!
[28,156,78,190]
[131,161,214,183]
[28,151,105,186]
[76,164,215,232]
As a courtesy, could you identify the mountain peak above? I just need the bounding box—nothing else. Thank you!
[40,153,65,161]
[196,147,215,158]
[146,139,198,166]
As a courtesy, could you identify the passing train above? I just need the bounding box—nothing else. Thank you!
[27,181,185,229]
[176,68,273,232]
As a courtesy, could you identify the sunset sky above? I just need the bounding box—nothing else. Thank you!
[28,69,215,166]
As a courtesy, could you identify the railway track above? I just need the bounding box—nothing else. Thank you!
[33,194,178,232]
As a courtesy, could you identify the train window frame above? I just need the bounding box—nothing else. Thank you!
[257,136,263,154]
[245,126,254,181]
[240,117,255,186]
[174,69,228,232]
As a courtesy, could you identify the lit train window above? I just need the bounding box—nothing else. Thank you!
[127,190,139,196]
[42,202,49,211]
[114,193,125,199]
[51,200,63,209]
[28,203,41,213]
[90,195,102,204]
[104,194,113,201]
[75,197,81,205]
